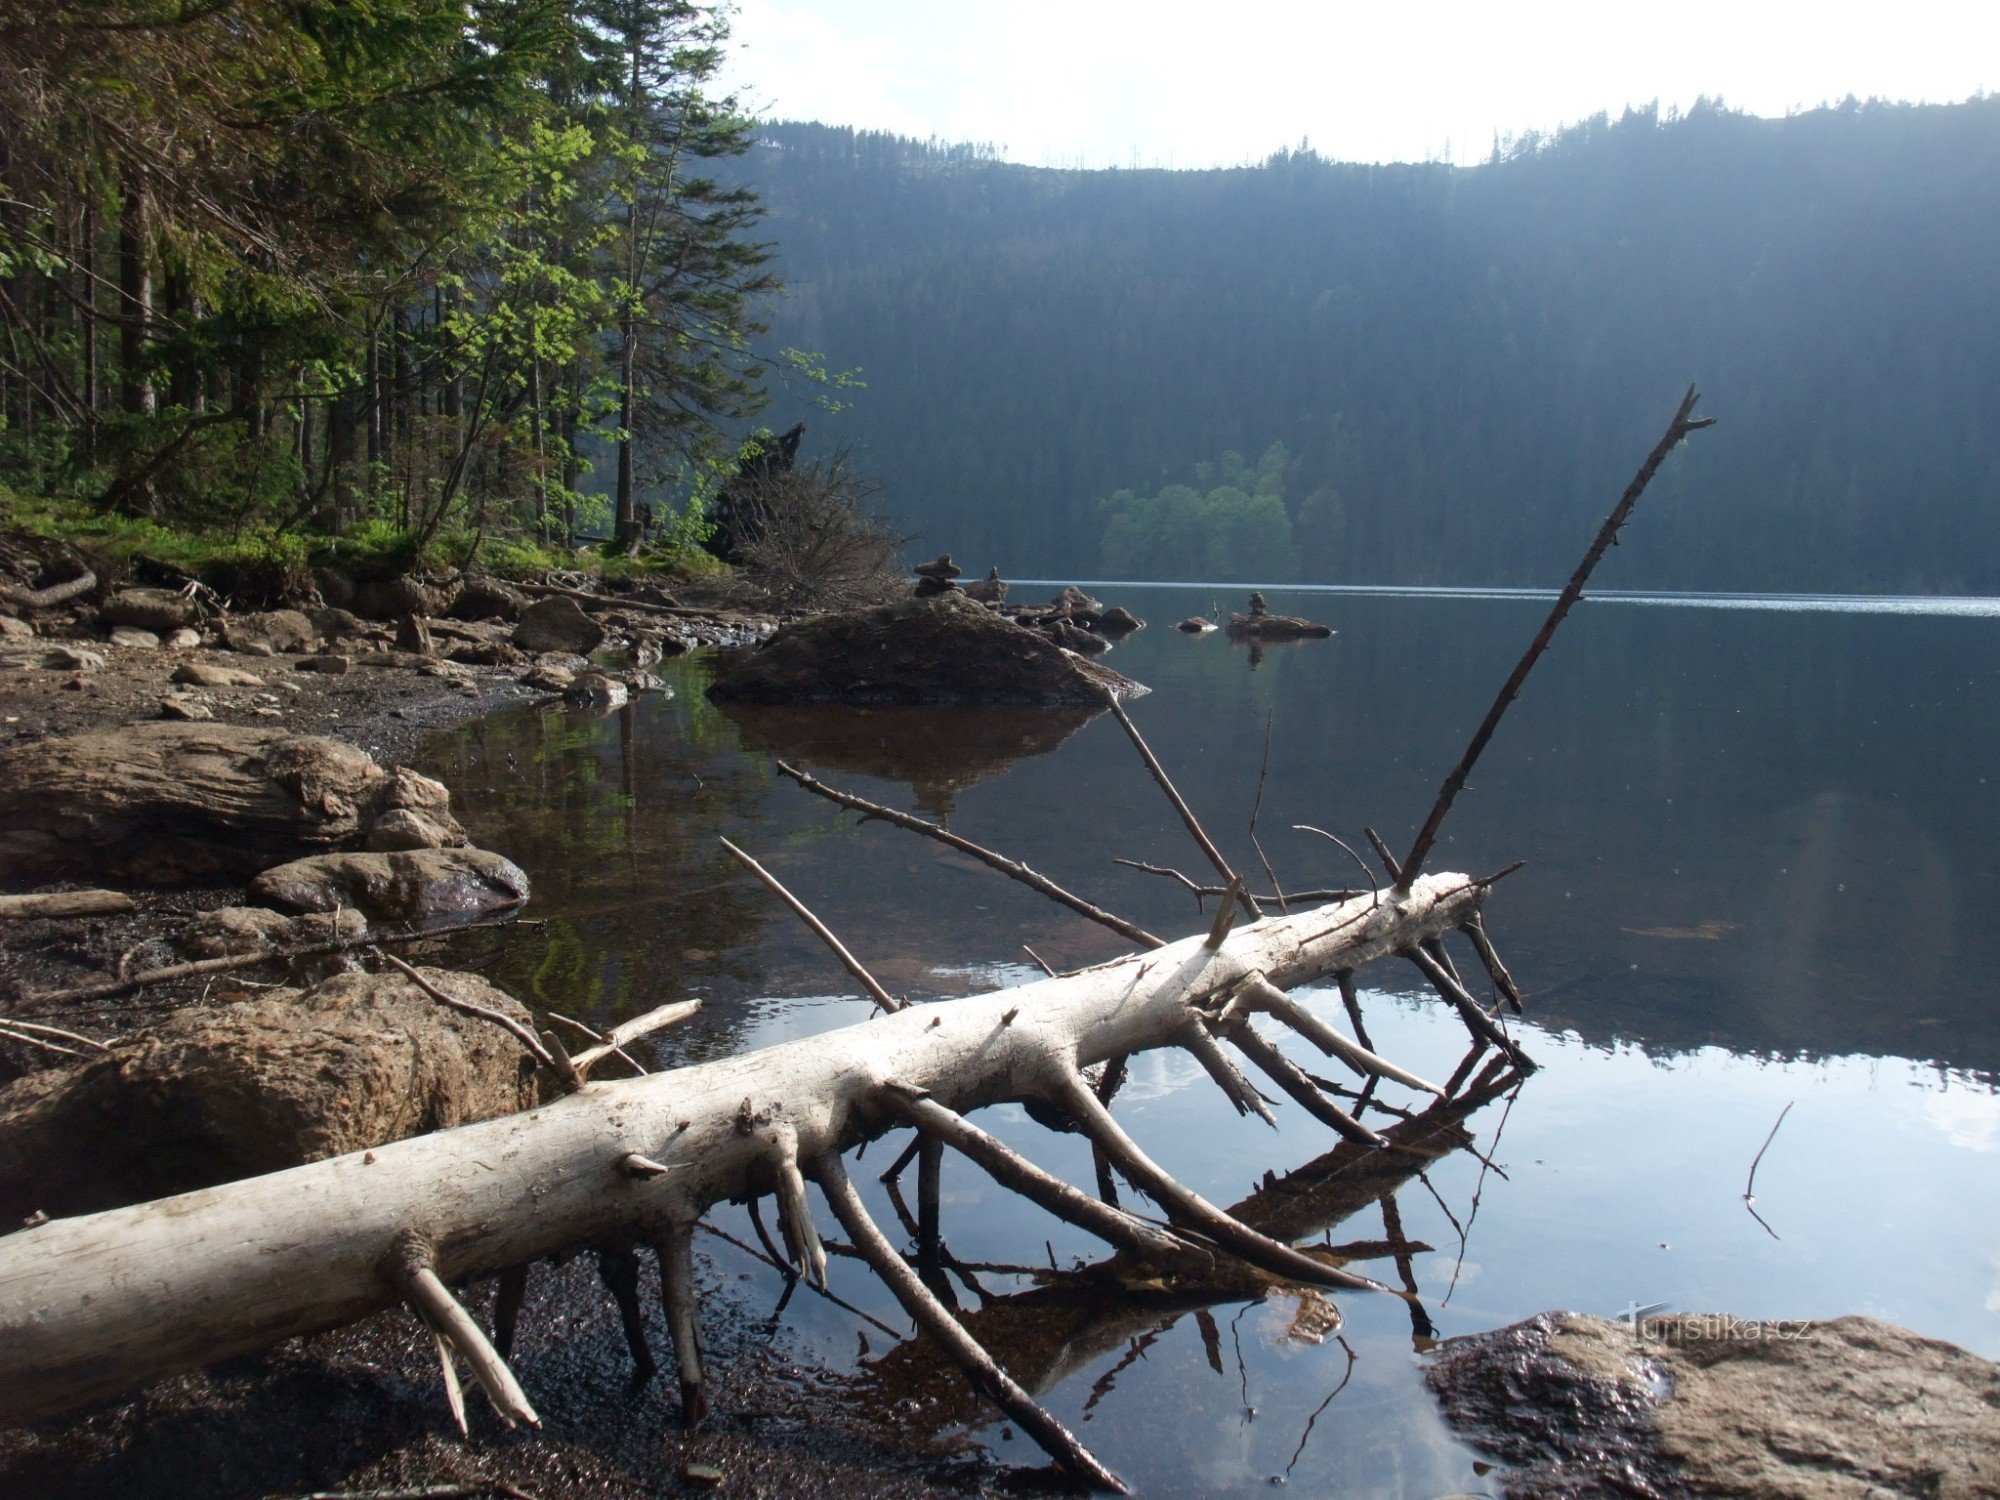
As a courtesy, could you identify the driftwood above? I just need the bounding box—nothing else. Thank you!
[514,578,733,622]
[0,566,96,612]
[0,873,1504,1490]
[0,890,135,921]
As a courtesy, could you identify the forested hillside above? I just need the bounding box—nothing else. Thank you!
[737,101,2000,591]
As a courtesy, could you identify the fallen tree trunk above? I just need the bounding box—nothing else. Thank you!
[0,873,1493,1482]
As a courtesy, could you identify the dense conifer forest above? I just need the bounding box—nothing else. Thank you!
[738,100,2000,591]
[0,1,777,571]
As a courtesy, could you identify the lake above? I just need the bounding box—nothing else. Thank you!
[418,583,2000,1496]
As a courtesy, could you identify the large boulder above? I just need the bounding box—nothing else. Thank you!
[706,592,1145,706]
[512,594,605,655]
[0,724,392,884]
[450,575,528,622]
[224,608,319,655]
[100,587,199,633]
[0,966,539,1222]
[250,847,529,923]
[352,575,444,622]
[1427,1311,2000,1500]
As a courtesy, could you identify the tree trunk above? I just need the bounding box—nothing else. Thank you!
[116,172,152,421]
[0,874,1499,1474]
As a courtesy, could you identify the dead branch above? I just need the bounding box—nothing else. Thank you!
[1112,858,1356,906]
[720,837,902,1013]
[1397,385,1715,887]
[777,760,1162,948]
[0,566,96,612]
[374,951,564,1078]
[1103,693,1262,922]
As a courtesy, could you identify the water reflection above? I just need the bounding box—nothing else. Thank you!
[715,700,1103,819]
[412,585,2000,1494]
[850,1062,1522,1443]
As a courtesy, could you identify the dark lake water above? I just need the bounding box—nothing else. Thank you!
[417,584,2000,1496]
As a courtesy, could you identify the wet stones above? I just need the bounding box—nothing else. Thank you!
[179,904,368,959]
[250,847,530,923]
[1428,1311,2000,1500]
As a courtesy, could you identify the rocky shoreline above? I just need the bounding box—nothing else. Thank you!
[4,568,1992,1500]
[0,566,1080,1499]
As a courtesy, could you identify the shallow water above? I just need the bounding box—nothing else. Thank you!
[418,585,2000,1495]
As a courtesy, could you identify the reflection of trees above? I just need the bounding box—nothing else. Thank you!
[842,1060,1523,1439]
[716,701,1103,820]
[414,679,781,1044]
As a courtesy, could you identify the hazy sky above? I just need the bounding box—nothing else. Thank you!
[718,1,2000,167]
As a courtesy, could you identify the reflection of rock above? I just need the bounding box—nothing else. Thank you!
[1427,1311,2000,1500]
[720,699,1104,818]
[1227,611,1332,639]
[0,966,537,1222]
[705,593,1144,706]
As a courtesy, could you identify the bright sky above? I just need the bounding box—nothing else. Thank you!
[717,0,2000,167]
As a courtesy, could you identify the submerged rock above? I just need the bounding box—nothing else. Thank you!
[1427,1311,2000,1499]
[250,847,529,923]
[705,592,1144,705]
[1097,605,1144,634]
[568,670,628,709]
[0,966,538,1222]
[1176,616,1218,634]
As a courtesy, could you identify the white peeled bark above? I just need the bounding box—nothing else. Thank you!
[0,873,1492,1466]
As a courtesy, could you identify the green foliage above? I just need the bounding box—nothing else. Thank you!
[0,0,792,578]
[1095,444,1300,582]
